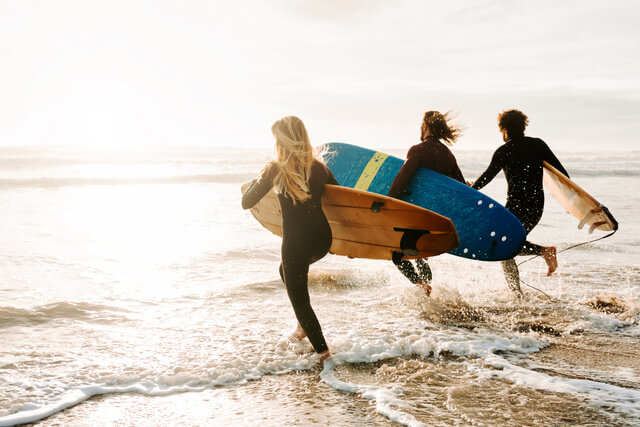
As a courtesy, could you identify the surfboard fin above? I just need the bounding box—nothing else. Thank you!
[589,222,607,234]
[370,201,385,213]
[578,209,597,230]
[579,205,618,233]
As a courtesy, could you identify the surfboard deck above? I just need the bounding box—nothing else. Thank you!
[320,142,526,261]
[241,183,459,261]
[543,161,618,233]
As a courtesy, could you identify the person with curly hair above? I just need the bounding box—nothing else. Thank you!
[388,111,466,296]
[472,109,569,295]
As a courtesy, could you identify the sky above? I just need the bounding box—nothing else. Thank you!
[1,0,639,151]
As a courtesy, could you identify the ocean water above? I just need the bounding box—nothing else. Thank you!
[0,145,638,426]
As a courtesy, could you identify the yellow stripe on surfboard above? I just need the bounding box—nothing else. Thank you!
[354,152,388,190]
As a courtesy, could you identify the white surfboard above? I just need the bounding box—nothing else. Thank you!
[542,161,618,233]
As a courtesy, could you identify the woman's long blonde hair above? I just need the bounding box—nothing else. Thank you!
[270,116,316,204]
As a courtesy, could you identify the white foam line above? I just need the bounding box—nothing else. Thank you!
[0,383,210,427]
[0,331,551,426]
[0,353,318,426]
[320,359,426,427]
[479,354,640,418]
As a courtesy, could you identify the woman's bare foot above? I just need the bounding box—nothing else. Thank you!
[288,323,307,342]
[318,350,331,366]
[417,280,432,297]
[541,246,558,276]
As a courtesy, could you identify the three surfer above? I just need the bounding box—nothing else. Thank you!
[472,109,569,295]
[387,111,466,296]
[242,110,570,347]
[241,116,337,365]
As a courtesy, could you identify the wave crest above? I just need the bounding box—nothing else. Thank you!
[0,302,130,327]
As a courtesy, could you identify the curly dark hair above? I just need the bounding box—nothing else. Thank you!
[420,111,462,145]
[498,109,528,140]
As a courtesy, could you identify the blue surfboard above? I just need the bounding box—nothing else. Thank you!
[321,142,526,261]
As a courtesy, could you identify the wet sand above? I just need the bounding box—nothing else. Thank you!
[28,329,639,427]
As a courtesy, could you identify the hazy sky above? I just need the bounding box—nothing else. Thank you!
[1,0,639,151]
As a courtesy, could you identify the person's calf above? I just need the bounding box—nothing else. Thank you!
[542,246,558,276]
[417,280,432,297]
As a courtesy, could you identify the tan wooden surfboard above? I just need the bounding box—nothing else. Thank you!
[543,161,618,233]
[241,183,459,260]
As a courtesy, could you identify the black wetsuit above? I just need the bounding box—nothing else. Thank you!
[388,137,466,284]
[241,160,338,353]
[472,136,568,255]
[471,136,568,294]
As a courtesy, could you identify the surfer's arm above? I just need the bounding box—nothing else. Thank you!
[241,163,277,209]
[542,143,569,178]
[449,159,466,184]
[388,155,419,199]
[472,150,502,190]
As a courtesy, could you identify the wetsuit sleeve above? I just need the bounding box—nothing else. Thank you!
[241,162,277,209]
[388,147,420,199]
[449,157,466,184]
[472,149,503,190]
[540,140,569,178]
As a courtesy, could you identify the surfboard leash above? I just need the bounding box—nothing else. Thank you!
[515,226,618,300]
[517,202,619,269]
[514,205,618,300]
[518,279,553,301]
[557,228,618,254]
[517,228,618,269]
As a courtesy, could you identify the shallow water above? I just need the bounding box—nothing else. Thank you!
[0,146,638,426]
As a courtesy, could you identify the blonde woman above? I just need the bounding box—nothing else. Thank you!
[388,111,466,295]
[242,116,337,364]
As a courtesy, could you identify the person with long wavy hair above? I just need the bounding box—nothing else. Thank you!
[242,115,337,365]
[472,109,568,296]
[388,111,466,295]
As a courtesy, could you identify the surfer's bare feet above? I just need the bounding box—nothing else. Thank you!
[288,323,307,342]
[318,350,331,366]
[417,280,432,297]
[542,246,558,276]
